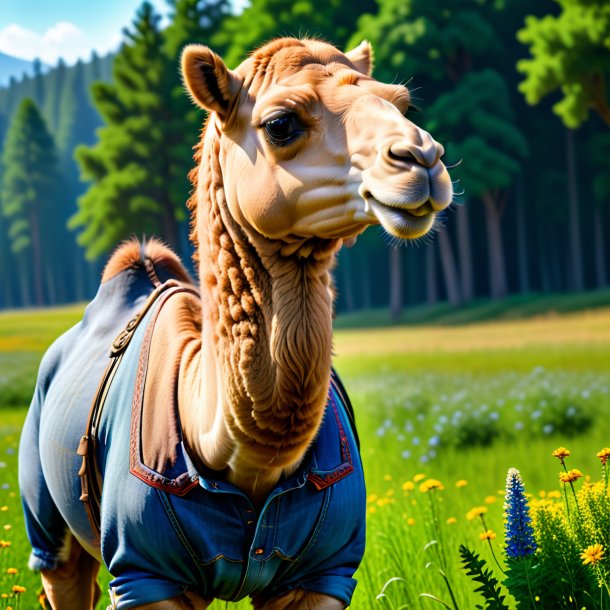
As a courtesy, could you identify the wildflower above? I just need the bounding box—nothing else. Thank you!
[413,473,426,482]
[455,479,468,488]
[480,530,497,541]
[383,474,392,481]
[407,517,416,526]
[446,517,457,525]
[466,506,488,521]
[552,447,570,460]
[0,506,8,511]
[3,524,11,531]
[504,468,537,558]
[0,539,11,548]
[597,448,610,466]
[366,494,378,504]
[559,469,583,484]
[402,481,414,492]
[581,543,604,566]
[419,478,444,493]
[11,585,26,594]
[547,490,561,499]
[6,567,18,574]
[484,495,497,504]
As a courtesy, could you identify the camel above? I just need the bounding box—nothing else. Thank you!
[18,37,453,610]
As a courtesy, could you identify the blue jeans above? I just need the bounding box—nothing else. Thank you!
[19,267,366,608]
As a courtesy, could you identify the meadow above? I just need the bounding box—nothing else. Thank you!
[0,300,609,608]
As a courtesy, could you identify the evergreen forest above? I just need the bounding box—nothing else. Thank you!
[0,0,608,315]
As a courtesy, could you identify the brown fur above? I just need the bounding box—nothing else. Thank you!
[102,237,192,284]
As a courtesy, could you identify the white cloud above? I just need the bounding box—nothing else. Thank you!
[0,21,120,66]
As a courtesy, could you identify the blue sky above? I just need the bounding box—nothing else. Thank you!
[0,0,177,65]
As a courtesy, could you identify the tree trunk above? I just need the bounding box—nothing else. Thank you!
[360,249,371,309]
[29,210,45,306]
[566,129,584,292]
[437,228,461,306]
[516,176,530,294]
[549,237,563,291]
[426,242,438,305]
[482,192,508,300]
[340,250,355,312]
[594,205,608,288]
[456,202,474,302]
[18,255,31,306]
[45,264,57,305]
[539,240,551,293]
[389,246,402,321]
[162,204,181,258]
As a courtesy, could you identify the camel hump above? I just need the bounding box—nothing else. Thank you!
[102,237,192,285]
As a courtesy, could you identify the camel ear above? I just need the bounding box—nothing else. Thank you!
[181,44,243,119]
[345,40,374,76]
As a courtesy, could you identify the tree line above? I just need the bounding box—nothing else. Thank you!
[0,0,608,315]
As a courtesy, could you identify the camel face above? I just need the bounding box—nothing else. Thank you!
[183,38,453,245]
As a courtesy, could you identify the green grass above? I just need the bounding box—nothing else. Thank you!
[0,302,609,608]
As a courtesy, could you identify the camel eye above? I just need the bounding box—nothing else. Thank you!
[264,114,304,146]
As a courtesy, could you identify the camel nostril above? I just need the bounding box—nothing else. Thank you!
[387,146,416,164]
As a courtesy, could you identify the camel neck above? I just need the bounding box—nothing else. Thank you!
[183,128,336,502]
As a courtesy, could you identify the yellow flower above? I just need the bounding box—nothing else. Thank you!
[367,507,377,515]
[466,506,488,520]
[402,481,415,492]
[559,469,583,484]
[484,495,497,504]
[386,488,395,497]
[0,506,8,512]
[597,448,610,466]
[367,494,378,504]
[11,585,26,594]
[407,517,416,526]
[547,490,561,499]
[455,479,468,488]
[552,447,570,460]
[0,539,12,548]
[480,530,496,541]
[413,474,426,482]
[6,567,18,575]
[581,543,605,565]
[446,517,457,525]
[3,524,11,531]
[419,479,444,493]
[538,490,547,498]
[383,474,392,481]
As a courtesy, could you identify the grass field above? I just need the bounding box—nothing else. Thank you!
[0,299,609,608]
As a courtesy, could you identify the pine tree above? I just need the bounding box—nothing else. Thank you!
[517,0,610,129]
[217,0,377,68]
[1,98,62,305]
[43,59,67,135]
[72,2,184,258]
[352,0,528,301]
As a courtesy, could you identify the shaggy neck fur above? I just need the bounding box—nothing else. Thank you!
[179,120,337,503]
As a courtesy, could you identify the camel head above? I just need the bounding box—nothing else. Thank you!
[182,37,453,253]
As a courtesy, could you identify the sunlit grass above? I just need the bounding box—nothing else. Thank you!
[0,304,608,607]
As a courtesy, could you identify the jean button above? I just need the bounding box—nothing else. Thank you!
[254,548,264,555]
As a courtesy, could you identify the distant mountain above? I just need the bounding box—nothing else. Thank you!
[0,52,44,87]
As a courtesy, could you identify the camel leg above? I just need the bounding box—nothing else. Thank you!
[40,535,100,610]
[253,590,345,610]
[129,593,210,610]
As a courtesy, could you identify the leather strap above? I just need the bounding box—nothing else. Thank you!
[77,279,192,539]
